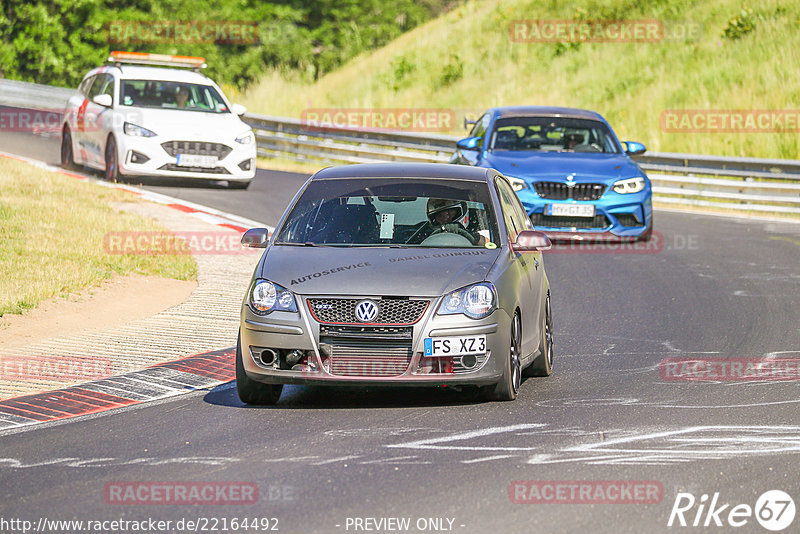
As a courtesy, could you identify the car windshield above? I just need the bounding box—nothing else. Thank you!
[120,80,229,113]
[489,117,620,153]
[275,178,500,248]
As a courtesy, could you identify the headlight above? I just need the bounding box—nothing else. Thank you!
[235,130,255,144]
[613,177,646,194]
[506,176,528,191]
[249,279,297,315]
[438,282,496,319]
[123,122,157,137]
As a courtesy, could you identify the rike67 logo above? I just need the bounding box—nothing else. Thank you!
[668,490,795,531]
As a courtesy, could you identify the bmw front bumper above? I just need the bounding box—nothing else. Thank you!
[518,187,653,240]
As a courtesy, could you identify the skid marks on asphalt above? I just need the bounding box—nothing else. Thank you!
[5,423,800,469]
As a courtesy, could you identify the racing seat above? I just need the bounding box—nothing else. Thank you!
[494,130,520,150]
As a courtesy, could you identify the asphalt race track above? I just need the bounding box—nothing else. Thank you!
[2,128,800,533]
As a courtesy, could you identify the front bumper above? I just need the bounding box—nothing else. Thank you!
[518,187,652,239]
[239,295,510,387]
[116,134,256,182]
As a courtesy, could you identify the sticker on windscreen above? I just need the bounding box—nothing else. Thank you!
[485,242,497,249]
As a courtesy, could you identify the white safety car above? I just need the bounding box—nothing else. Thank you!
[60,51,256,188]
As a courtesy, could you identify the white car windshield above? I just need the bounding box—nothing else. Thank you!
[120,80,229,113]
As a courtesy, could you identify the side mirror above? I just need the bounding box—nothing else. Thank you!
[623,141,646,156]
[93,94,112,107]
[241,228,270,248]
[231,103,247,116]
[456,136,481,151]
[511,230,551,252]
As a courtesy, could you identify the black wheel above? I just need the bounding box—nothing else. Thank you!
[484,312,522,401]
[235,330,283,405]
[227,179,251,190]
[60,127,76,170]
[526,291,554,377]
[104,136,119,181]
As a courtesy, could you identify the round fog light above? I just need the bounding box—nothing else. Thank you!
[461,354,477,369]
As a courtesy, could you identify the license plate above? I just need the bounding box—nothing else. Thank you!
[546,203,595,217]
[176,154,218,168]
[424,335,487,357]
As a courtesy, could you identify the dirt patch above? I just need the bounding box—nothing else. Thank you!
[0,274,197,350]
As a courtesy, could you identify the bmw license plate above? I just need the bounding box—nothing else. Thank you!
[546,203,595,217]
[176,154,218,168]
[424,335,486,357]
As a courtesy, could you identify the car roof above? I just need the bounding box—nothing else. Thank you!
[491,106,606,121]
[310,163,498,182]
[92,65,213,84]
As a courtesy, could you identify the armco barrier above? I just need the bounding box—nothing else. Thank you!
[2,79,799,215]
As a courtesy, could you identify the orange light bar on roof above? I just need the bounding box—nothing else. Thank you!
[108,51,207,69]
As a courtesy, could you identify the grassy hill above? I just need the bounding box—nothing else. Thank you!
[239,0,800,159]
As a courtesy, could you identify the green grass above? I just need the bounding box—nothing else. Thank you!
[0,158,197,316]
[240,0,800,159]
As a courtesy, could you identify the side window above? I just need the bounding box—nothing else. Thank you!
[495,178,525,241]
[79,75,95,96]
[468,113,490,141]
[86,74,107,99]
[100,75,115,101]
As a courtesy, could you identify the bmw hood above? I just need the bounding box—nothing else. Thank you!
[259,246,501,297]
[482,152,643,183]
[121,107,250,141]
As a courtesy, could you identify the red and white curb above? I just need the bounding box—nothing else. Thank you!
[0,348,235,432]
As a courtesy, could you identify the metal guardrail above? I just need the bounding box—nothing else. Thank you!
[1,79,798,215]
[244,113,800,215]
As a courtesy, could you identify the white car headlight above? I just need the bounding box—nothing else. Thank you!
[613,177,646,194]
[438,282,496,319]
[235,130,255,144]
[249,279,297,314]
[506,176,529,191]
[123,122,157,137]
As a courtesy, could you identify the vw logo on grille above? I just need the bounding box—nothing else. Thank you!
[354,300,380,323]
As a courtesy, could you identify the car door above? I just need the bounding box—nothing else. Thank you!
[496,176,542,359]
[84,73,116,168]
[69,74,96,165]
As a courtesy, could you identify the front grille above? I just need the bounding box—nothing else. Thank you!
[308,298,429,325]
[161,140,232,159]
[614,213,644,227]
[324,338,412,377]
[158,164,231,174]
[320,325,413,339]
[534,182,606,200]
[531,213,611,229]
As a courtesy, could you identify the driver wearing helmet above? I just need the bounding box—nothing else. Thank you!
[415,198,487,245]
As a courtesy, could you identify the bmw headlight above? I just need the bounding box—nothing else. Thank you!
[438,282,496,319]
[506,176,529,191]
[235,130,255,144]
[123,122,157,137]
[613,177,646,194]
[249,279,297,315]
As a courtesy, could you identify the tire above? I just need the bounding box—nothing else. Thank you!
[104,135,120,182]
[228,180,251,190]
[526,291,554,377]
[484,312,522,401]
[60,127,76,170]
[235,330,283,405]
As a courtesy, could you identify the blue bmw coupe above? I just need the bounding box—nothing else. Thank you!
[450,106,652,241]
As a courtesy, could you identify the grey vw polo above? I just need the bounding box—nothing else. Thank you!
[237,163,554,404]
